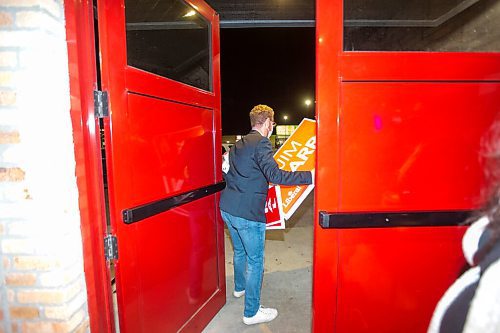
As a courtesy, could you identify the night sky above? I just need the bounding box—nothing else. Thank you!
[220,27,315,135]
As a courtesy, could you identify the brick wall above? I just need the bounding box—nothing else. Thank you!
[0,1,90,332]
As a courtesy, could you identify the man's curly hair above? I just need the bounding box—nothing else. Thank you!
[249,104,274,127]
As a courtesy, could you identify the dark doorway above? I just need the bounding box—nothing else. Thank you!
[205,27,316,332]
[220,27,315,135]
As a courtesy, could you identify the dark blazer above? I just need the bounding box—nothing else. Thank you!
[220,130,312,223]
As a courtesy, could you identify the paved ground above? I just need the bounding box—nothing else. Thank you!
[203,194,314,333]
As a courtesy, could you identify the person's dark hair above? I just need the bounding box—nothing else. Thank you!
[476,116,500,262]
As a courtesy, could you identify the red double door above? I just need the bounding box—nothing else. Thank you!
[314,0,500,332]
[95,0,500,332]
[96,0,225,332]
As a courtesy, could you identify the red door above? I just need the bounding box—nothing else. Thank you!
[314,0,500,332]
[96,0,225,332]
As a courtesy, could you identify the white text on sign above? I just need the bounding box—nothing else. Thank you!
[276,136,316,171]
[283,185,302,208]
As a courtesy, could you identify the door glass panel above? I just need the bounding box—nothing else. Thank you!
[125,0,212,91]
[344,0,500,51]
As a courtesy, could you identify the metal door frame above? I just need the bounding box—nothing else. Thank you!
[65,0,115,331]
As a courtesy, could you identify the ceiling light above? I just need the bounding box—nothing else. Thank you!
[183,10,196,17]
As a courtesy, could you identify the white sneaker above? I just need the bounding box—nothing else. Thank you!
[243,306,278,325]
[233,290,245,298]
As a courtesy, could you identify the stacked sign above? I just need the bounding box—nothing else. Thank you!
[265,118,316,229]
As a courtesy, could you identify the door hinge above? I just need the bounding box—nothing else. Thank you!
[104,234,118,261]
[94,90,109,118]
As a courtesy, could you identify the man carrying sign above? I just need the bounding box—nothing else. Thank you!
[220,104,313,325]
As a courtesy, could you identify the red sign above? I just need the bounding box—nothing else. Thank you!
[265,185,285,229]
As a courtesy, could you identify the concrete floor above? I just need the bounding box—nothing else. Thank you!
[203,194,314,333]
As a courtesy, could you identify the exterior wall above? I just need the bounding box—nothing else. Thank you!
[0,1,89,332]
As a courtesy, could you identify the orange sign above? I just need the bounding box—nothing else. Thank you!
[273,118,316,219]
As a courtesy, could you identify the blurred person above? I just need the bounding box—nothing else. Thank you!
[219,104,313,325]
[428,117,500,333]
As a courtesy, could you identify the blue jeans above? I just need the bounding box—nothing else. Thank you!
[221,210,266,317]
